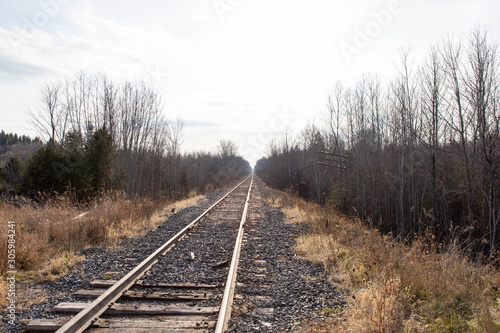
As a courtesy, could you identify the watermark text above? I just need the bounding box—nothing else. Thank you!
[6,220,17,325]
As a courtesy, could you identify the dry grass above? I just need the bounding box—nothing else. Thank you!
[151,193,205,225]
[275,192,500,332]
[0,195,160,274]
[35,252,85,283]
[0,191,205,310]
[0,278,7,309]
[266,192,317,225]
[342,278,409,332]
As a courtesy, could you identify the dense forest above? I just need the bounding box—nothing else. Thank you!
[0,131,42,163]
[0,131,42,147]
[256,29,500,259]
[1,73,250,201]
[0,132,42,190]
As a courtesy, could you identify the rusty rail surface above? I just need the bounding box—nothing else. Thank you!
[215,174,253,332]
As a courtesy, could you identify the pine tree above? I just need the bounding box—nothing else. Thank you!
[0,156,24,188]
[85,127,115,196]
[23,145,67,196]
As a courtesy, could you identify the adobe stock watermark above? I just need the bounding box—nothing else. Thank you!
[211,105,295,182]
[6,220,17,326]
[205,105,295,184]
[7,0,72,52]
[339,0,402,64]
[240,106,295,165]
[212,0,244,20]
[143,64,170,91]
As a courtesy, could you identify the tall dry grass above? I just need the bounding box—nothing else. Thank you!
[270,192,500,332]
[1,195,157,273]
[0,192,205,308]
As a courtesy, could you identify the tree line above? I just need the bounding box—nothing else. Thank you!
[1,72,250,201]
[0,131,42,147]
[256,28,500,259]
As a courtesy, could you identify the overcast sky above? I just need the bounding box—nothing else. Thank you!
[0,0,499,166]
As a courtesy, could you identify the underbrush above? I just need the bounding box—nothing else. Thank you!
[0,192,204,308]
[269,192,500,332]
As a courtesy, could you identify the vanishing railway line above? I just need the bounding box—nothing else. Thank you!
[21,175,342,333]
[26,175,256,332]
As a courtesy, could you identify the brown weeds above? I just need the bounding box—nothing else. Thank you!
[35,252,85,283]
[280,193,500,332]
[0,278,7,309]
[342,278,409,332]
[0,192,206,310]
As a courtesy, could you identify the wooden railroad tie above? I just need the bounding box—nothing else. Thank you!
[26,316,215,332]
[54,302,219,316]
[74,289,213,301]
[90,279,218,288]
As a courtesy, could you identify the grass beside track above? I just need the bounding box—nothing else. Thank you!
[268,191,500,332]
[0,192,204,309]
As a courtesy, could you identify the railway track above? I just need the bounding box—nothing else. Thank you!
[26,175,257,332]
[21,176,343,333]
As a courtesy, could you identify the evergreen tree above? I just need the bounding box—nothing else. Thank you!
[0,130,6,145]
[65,148,92,201]
[85,127,115,195]
[0,155,24,188]
[23,145,67,196]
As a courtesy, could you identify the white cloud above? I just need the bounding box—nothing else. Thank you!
[1,0,499,166]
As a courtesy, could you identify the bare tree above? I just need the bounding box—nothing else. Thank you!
[280,127,294,188]
[441,37,476,229]
[27,81,67,148]
[392,48,419,236]
[420,45,444,231]
[166,119,185,157]
[218,139,239,158]
[464,28,499,259]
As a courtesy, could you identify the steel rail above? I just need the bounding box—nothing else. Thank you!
[56,175,251,333]
[215,174,254,333]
